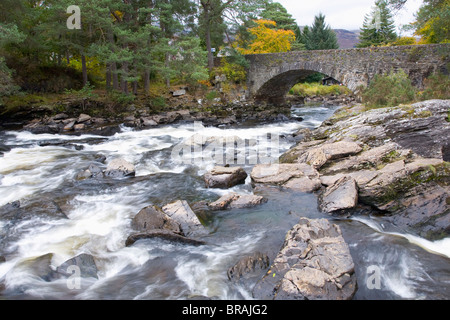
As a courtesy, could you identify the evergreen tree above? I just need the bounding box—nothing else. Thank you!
[357,0,397,48]
[303,13,339,50]
[260,2,304,50]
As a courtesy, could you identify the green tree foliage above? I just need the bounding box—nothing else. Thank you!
[0,23,26,103]
[413,0,450,44]
[303,14,339,50]
[357,0,397,48]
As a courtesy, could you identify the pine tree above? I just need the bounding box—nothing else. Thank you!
[260,2,304,50]
[303,13,339,50]
[357,0,397,48]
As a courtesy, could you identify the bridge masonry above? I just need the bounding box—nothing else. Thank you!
[245,44,450,104]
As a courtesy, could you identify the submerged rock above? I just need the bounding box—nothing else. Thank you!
[252,218,356,300]
[227,252,270,281]
[56,253,98,279]
[125,230,206,247]
[204,166,248,189]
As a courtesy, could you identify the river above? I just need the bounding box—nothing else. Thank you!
[0,104,449,300]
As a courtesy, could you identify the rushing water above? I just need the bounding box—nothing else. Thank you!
[0,105,449,300]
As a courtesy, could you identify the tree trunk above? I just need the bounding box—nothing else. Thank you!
[144,71,150,94]
[112,62,119,91]
[132,81,138,95]
[81,54,88,86]
[106,63,112,91]
[121,62,129,94]
[205,13,214,72]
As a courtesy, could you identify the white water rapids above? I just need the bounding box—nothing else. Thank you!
[0,105,449,300]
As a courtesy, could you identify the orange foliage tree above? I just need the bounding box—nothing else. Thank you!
[235,19,296,55]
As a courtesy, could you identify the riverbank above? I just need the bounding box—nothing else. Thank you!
[277,99,450,240]
[0,85,356,134]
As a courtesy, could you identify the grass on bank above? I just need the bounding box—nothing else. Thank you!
[289,82,352,98]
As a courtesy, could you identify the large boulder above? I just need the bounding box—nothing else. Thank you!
[252,218,356,300]
[204,166,248,189]
[131,205,181,234]
[162,200,207,237]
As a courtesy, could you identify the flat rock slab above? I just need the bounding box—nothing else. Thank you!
[252,218,356,300]
[204,166,248,189]
[208,193,267,210]
[298,141,363,169]
[251,163,319,185]
[319,176,358,213]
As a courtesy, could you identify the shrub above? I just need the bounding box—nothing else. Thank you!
[289,82,351,97]
[419,73,450,100]
[206,90,219,101]
[107,90,135,105]
[362,70,416,108]
[217,59,247,84]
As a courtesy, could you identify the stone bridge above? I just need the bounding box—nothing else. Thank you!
[245,44,450,104]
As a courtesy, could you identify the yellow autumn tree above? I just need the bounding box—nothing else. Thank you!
[236,20,296,55]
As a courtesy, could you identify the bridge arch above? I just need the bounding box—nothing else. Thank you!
[245,44,449,104]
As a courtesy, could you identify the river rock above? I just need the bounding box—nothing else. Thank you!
[359,158,446,210]
[252,218,356,300]
[251,163,321,192]
[319,176,358,213]
[74,123,86,131]
[227,252,270,281]
[63,121,76,131]
[131,205,181,235]
[0,199,68,220]
[141,117,158,127]
[383,183,450,239]
[52,113,69,121]
[208,193,267,210]
[162,200,207,237]
[56,253,98,279]
[384,101,450,159]
[298,141,363,169]
[172,89,186,97]
[77,114,91,123]
[16,253,58,282]
[104,158,136,178]
[204,166,248,189]
[125,230,206,247]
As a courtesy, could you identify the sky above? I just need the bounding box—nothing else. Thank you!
[276,0,424,34]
